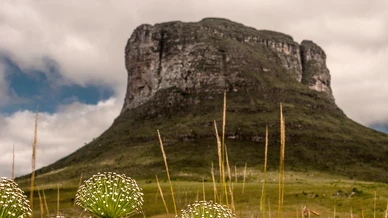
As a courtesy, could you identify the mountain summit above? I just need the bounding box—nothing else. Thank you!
[33,18,388,183]
[122,18,333,113]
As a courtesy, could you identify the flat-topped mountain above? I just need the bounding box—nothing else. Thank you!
[26,18,388,184]
[122,18,333,112]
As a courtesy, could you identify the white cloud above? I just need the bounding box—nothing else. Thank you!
[0,0,387,177]
[328,45,388,124]
[0,98,121,178]
[1,0,386,93]
[0,1,130,90]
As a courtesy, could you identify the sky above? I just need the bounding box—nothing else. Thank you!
[0,0,387,178]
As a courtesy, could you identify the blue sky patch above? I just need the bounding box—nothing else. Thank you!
[0,55,114,114]
[369,123,388,134]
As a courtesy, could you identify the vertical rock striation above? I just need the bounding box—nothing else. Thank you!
[122,18,334,112]
[300,40,333,99]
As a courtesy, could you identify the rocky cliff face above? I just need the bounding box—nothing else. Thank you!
[122,18,334,112]
[300,40,333,99]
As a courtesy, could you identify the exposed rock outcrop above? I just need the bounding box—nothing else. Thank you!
[300,40,333,99]
[122,18,333,112]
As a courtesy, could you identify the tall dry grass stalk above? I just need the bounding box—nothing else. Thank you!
[242,162,247,194]
[78,172,83,187]
[384,200,388,218]
[229,182,235,214]
[333,206,336,218]
[268,198,271,218]
[214,120,222,190]
[30,106,39,213]
[202,177,206,201]
[234,165,237,183]
[225,146,232,183]
[38,189,44,218]
[260,125,269,218]
[311,210,319,216]
[155,175,170,218]
[350,207,353,218]
[157,130,177,215]
[221,91,228,206]
[30,105,39,214]
[57,184,60,217]
[12,143,15,181]
[214,120,228,206]
[374,191,377,218]
[211,162,217,202]
[362,208,365,218]
[277,103,285,218]
[222,91,226,167]
[225,144,235,213]
[42,189,49,217]
[222,91,226,143]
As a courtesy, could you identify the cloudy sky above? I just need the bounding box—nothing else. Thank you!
[1,0,387,178]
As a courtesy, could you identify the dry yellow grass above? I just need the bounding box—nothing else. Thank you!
[225,146,232,183]
[374,191,377,218]
[30,107,39,214]
[242,162,247,195]
[214,120,223,202]
[268,198,272,218]
[278,103,285,218]
[351,207,354,218]
[211,162,217,202]
[229,182,235,214]
[221,91,228,207]
[234,165,237,183]
[42,189,49,217]
[155,175,170,218]
[260,125,269,218]
[38,189,44,218]
[202,177,205,201]
[225,145,235,212]
[302,206,320,218]
[157,130,177,215]
[57,184,60,217]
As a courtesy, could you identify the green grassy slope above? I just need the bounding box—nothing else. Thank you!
[25,72,388,186]
[17,18,388,187]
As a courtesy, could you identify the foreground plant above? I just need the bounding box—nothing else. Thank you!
[75,172,143,218]
[0,177,32,218]
[176,201,235,218]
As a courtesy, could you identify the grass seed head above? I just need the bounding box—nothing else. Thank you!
[176,200,235,218]
[75,172,143,218]
[0,177,32,218]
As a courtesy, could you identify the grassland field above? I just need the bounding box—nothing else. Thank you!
[18,169,388,218]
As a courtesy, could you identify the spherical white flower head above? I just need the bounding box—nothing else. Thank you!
[0,177,32,218]
[75,172,143,218]
[177,201,235,218]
